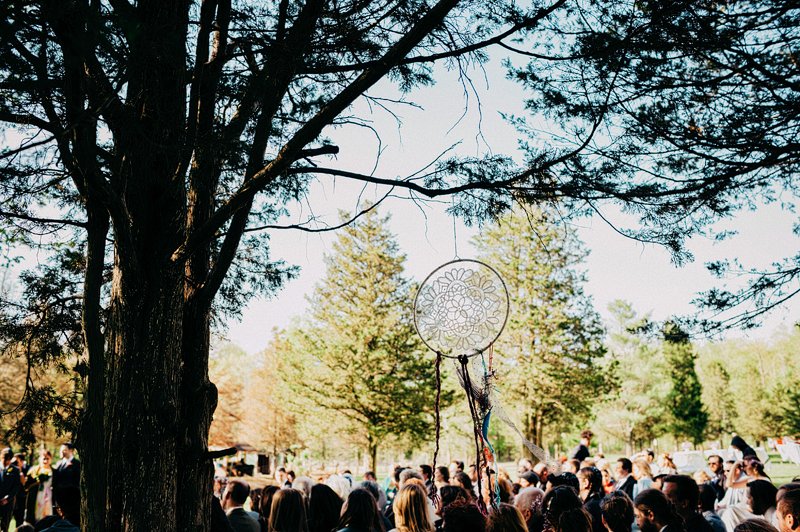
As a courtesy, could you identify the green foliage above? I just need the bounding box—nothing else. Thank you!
[595,300,669,452]
[281,208,452,467]
[473,208,615,448]
[662,322,708,446]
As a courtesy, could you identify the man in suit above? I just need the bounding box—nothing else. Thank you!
[222,479,259,532]
[52,443,81,492]
[615,458,637,499]
[0,448,21,532]
[662,475,714,532]
[633,488,685,532]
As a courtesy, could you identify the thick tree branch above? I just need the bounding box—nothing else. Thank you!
[172,0,465,262]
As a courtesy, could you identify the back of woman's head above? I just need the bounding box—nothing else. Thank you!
[557,508,592,532]
[746,458,768,477]
[442,499,486,532]
[394,483,433,532]
[486,503,527,532]
[260,485,280,521]
[439,485,467,513]
[454,471,473,487]
[307,483,343,532]
[542,485,583,529]
[600,492,633,532]
[748,480,778,516]
[269,488,309,532]
[339,488,383,532]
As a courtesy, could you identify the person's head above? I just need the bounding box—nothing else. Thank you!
[223,478,251,509]
[542,485,583,529]
[269,488,309,532]
[747,479,779,516]
[486,503,527,532]
[468,463,478,482]
[394,466,406,484]
[615,458,632,479]
[454,471,474,493]
[514,487,544,531]
[746,457,768,478]
[547,472,579,493]
[519,470,540,489]
[292,476,315,499]
[778,484,800,506]
[394,483,433,532]
[364,470,377,482]
[518,457,534,473]
[632,459,652,481]
[556,508,592,532]
[419,464,433,482]
[694,470,712,484]
[449,461,464,479]
[533,462,549,483]
[325,474,352,500]
[698,483,718,513]
[276,466,287,481]
[580,430,594,445]
[732,435,755,455]
[438,485,467,515]
[601,491,634,532]
[60,442,75,459]
[563,459,581,474]
[577,467,603,498]
[734,518,780,532]
[13,452,25,467]
[338,488,382,532]
[661,475,699,519]
[39,449,53,466]
[307,483,343,532]
[259,485,279,521]
[708,455,724,475]
[442,499,486,532]
[435,465,449,484]
[651,474,666,491]
[0,448,12,467]
[52,486,81,525]
[659,454,676,469]
[645,449,655,463]
[399,468,424,488]
[634,489,681,532]
[776,488,800,532]
[725,460,736,476]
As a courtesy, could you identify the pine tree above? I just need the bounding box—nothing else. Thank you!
[473,208,614,450]
[663,322,708,446]
[283,208,449,471]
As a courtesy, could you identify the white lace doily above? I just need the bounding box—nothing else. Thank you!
[414,259,509,357]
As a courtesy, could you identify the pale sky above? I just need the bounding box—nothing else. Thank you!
[222,59,800,354]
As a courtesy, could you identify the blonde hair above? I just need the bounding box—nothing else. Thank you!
[633,459,653,479]
[394,483,434,532]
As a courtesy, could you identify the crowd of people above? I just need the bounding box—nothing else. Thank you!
[0,444,81,532]
[210,431,800,532]
[2,431,799,532]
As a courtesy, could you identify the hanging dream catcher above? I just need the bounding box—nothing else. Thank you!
[414,259,548,512]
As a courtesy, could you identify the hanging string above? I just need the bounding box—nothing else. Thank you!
[459,354,487,514]
[428,352,443,505]
[452,197,460,260]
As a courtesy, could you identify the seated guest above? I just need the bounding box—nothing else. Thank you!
[223,479,260,532]
[41,487,80,532]
[577,467,605,532]
[337,488,384,532]
[269,489,308,532]
[519,471,540,490]
[433,466,449,489]
[308,484,343,532]
[661,475,713,532]
[514,487,544,532]
[258,485,279,529]
[533,463,550,490]
[632,460,654,499]
[698,483,725,532]
[393,483,434,532]
[486,503,527,532]
[600,492,634,532]
[707,455,727,502]
[442,499,485,532]
[555,508,593,532]
[633,489,685,532]
[776,489,800,532]
[542,486,583,530]
[452,472,474,501]
[546,472,579,494]
[614,459,636,499]
[722,480,778,531]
